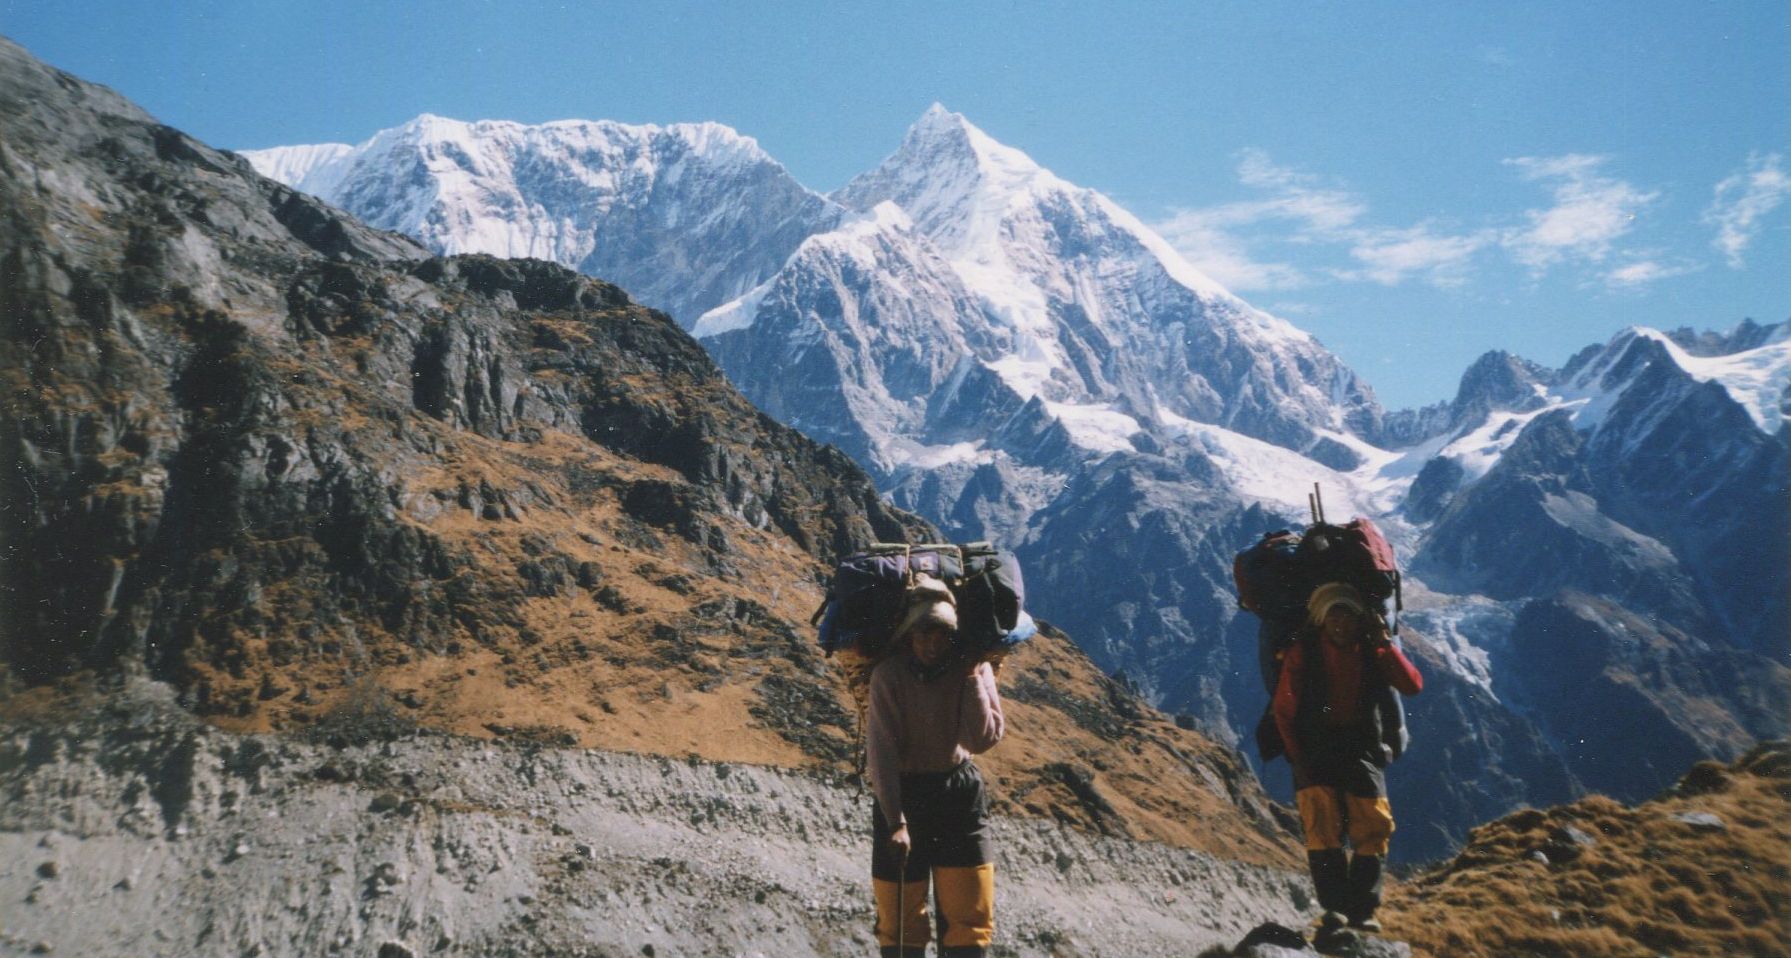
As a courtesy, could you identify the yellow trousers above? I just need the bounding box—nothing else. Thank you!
[1296,786,1394,856]
[873,864,995,950]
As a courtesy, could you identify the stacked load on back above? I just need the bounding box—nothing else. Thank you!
[1234,485,1409,762]
[1234,528,1309,689]
[815,541,1034,670]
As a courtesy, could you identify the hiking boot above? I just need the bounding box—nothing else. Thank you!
[1349,916,1382,933]
[1312,923,1358,957]
[1318,910,1348,931]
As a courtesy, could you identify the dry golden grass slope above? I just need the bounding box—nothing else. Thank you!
[31,322,1300,866]
[1381,741,1791,958]
[196,327,1298,867]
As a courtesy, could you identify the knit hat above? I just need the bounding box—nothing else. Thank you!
[892,572,958,644]
[1307,581,1370,626]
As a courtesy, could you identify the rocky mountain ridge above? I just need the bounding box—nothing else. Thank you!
[0,33,1295,873]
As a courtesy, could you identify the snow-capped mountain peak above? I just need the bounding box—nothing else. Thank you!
[240,141,353,195]
[905,103,1046,183]
[243,114,841,326]
[831,105,1065,256]
[698,104,1384,472]
[1636,325,1789,434]
[366,111,776,166]
[1392,321,1788,513]
[1558,324,1790,435]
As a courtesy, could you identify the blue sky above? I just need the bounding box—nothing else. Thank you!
[5,1,1786,409]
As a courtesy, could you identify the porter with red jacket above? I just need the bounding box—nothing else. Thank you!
[1272,581,1422,933]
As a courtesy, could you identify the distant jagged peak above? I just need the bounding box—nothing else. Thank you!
[1451,350,1555,417]
[1381,352,1554,451]
[1392,320,1786,495]
[1557,324,1791,434]
[377,112,779,170]
[245,111,789,198]
[1664,317,1788,357]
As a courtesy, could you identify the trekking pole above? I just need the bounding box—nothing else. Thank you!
[895,844,909,955]
[1312,482,1326,524]
[1308,491,1318,525]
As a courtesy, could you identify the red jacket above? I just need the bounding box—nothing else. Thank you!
[1272,634,1422,768]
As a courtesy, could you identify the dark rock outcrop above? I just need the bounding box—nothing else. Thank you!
[0,34,925,691]
[1498,592,1791,801]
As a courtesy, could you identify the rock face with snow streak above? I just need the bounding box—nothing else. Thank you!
[695,202,1023,474]
[1411,322,1791,662]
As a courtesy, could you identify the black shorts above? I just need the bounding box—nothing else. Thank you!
[1305,748,1387,799]
[871,760,993,882]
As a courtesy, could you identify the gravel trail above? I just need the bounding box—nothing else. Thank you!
[0,682,1309,957]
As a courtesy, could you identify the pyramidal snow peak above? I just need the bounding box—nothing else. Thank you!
[833,103,1055,254]
[837,104,1244,307]
[701,103,1381,476]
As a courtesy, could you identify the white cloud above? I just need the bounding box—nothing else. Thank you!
[1159,150,1671,294]
[1152,210,1309,290]
[1603,258,1698,289]
[1502,154,1658,273]
[1232,150,1368,233]
[1477,46,1516,68]
[1338,225,1492,287]
[1703,153,1790,268]
[1154,150,1366,291]
[1215,151,1486,289]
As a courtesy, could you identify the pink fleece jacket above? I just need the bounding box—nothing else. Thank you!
[866,655,1005,825]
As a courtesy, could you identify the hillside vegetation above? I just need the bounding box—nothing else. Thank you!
[1383,741,1791,957]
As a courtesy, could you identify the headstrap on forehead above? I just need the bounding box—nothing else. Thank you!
[893,572,959,643]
